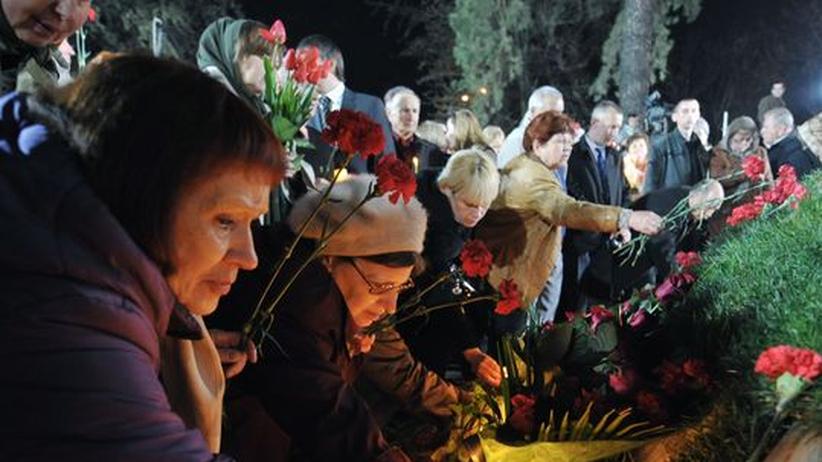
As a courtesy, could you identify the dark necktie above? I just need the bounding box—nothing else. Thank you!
[595,147,611,204]
[317,95,332,128]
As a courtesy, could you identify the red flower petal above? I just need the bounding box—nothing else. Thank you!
[495,279,522,315]
[269,19,287,44]
[459,239,493,278]
[376,154,417,204]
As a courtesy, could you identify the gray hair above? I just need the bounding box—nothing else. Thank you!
[521,85,563,127]
[591,100,623,123]
[763,107,794,129]
[384,85,418,106]
[528,85,563,113]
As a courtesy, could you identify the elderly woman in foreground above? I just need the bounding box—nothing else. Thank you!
[0,55,284,460]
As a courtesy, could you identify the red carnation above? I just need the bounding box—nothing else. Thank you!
[609,369,636,395]
[322,109,386,158]
[375,154,417,204]
[755,345,822,381]
[759,165,808,208]
[459,239,493,278]
[741,155,766,181]
[726,200,765,226]
[495,279,522,315]
[509,394,537,435]
[675,251,702,270]
[585,305,615,333]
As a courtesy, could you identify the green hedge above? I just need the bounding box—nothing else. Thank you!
[674,170,822,460]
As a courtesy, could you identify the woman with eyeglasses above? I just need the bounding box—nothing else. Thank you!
[212,175,422,462]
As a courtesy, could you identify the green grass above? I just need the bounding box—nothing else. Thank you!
[671,171,822,460]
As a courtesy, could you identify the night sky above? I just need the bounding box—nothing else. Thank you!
[242,0,822,131]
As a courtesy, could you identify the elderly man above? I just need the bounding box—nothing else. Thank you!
[497,85,564,168]
[643,98,707,193]
[383,85,446,172]
[761,107,821,178]
[0,0,90,93]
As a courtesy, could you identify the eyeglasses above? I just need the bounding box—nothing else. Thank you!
[348,259,415,295]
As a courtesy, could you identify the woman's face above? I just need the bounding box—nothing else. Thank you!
[165,166,270,316]
[729,130,754,154]
[442,188,488,228]
[2,0,90,47]
[533,132,574,170]
[238,54,266,96]
[328,257,414,329]
[627,138,648,161]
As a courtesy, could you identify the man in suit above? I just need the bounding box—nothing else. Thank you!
[560,100,629,310]
[383,85,446,172]
[761,107,821,178]
[299,35,395,176]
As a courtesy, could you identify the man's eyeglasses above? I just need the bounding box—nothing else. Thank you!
[348,259,415,295]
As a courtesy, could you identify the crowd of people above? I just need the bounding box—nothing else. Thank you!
[1,2,821,461]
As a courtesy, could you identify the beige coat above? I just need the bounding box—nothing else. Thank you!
[160,315,225,453]
[476,153,622,305]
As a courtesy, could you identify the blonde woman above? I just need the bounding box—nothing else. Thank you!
[397,148,503,387]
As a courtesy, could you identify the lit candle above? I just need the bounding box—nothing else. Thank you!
[412,157,419,174]
[333,167,349,182]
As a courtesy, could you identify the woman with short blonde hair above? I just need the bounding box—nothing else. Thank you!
[437,148,500,211]
[397,147,503,389]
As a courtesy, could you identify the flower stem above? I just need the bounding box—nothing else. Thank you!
[364,295,498,335]
[243,154,353,338]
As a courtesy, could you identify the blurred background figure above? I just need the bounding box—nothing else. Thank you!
[482,125,505,154]
[417,120,448,153]
[444,109,492,160]
[623,132,651,199]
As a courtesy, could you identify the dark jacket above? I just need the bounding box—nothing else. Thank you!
[210,226,400,462]
[306,87,396,176]
[396,170,480,374]
[767,133,821,179]
[0,93,225,460]
[561,138,629,306]
[643,129,707,193]
[395,134,448,172]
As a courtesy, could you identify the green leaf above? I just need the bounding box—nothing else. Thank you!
[589,323,618,353]
[775,372,806,410]
[271,115,300,142]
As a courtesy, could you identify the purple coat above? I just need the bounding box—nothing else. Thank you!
[0,93,229,461]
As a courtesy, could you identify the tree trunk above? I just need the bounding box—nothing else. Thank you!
[618,0,656,117]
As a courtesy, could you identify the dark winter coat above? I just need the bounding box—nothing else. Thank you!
[0,92,226,460]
